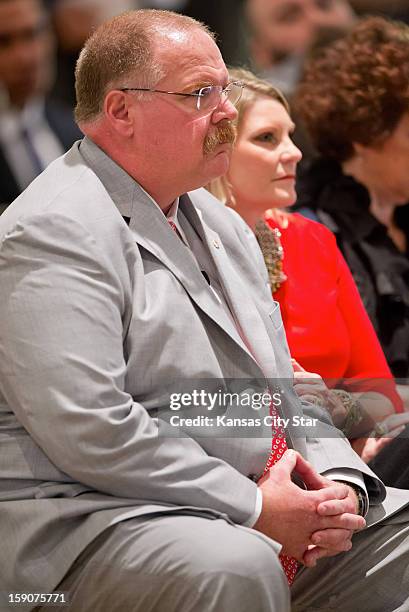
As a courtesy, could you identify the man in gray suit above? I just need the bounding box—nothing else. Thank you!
[0,8,409,612]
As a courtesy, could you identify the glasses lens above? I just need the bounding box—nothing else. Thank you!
[197,83,243,112]
[226,82,244,107]
[197,85,222,111]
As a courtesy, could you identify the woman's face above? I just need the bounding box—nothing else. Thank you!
[227,97,302,213]
[357,113,409,206]
[246,0,354,57]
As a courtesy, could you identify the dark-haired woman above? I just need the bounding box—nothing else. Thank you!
[295,16,409,381]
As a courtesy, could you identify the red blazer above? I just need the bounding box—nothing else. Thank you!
[264,211,402,411]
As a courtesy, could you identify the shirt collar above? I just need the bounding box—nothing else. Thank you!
[165,197,189,245]
[166,197,179,222]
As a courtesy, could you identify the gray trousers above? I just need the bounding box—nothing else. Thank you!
[48,508,409,612]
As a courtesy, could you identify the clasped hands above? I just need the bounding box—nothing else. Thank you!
[253,449,366,568]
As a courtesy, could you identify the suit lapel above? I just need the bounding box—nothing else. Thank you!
[180,194,278,378]
[126,187,256,360]
[79,137,273,375]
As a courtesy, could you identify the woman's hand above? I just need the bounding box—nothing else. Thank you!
[292,359,347,427]
[351,413,409,463]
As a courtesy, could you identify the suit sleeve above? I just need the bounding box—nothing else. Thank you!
[0,213,258,524]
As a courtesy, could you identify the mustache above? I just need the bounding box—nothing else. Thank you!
[203,121,236,155]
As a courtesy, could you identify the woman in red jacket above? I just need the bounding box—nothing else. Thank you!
[208,68,409,463]
[265,209,389,384]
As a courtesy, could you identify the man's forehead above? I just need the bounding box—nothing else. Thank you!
[155,27,218,59]
[154,26,191,46]
[154,28,227,85]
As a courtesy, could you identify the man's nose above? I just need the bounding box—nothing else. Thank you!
[211,98,238,124]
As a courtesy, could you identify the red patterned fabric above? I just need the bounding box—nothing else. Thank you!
[263,403,299,585]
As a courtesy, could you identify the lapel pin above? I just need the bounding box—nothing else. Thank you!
[213,239,220,249]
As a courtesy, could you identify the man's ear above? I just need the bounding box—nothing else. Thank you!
[104,90,135,137]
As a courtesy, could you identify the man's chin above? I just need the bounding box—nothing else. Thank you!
[205,142,232,159]
[214,147,231,161]
[202,156,229,188]
[211,148,231,172]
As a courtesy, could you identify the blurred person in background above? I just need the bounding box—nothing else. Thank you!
[208,67,409,468]
[0,0,81,211]
[349,0,409,23]
[49,1,244,108]
[244,0,355,96]
[47,0,142,107]
[295,17,409,386]
[182,0,247,66]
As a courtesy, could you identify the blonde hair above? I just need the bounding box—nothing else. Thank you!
[208,67,289,203]
[75,9,213,124]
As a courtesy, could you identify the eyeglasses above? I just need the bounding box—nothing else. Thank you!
[119,81,244,112]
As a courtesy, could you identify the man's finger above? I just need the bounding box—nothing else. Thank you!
[303,540,352,567]
[266,449,299,478]
[290,454,330,490]
[309,484,350,504]
[319,513,366,531]
[310,528,352,549]
[316,496,356,516]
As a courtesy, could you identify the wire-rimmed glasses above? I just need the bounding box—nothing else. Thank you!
[119,81,244,112]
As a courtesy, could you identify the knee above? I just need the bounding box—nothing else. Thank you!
[61,518,291,612]
[205,525,282,576]
[183,522,290,611]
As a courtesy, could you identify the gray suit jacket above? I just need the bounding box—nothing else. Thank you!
[0,138,408,596]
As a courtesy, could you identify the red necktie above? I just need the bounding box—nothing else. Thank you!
[263,402,299,585]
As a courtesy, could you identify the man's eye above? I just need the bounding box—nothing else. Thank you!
[196,86,213,97]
